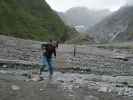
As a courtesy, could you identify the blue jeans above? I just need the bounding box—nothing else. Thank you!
[40,56,53,75]
[46,57,53,75]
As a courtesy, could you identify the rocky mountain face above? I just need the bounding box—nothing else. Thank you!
[0,0,74,41]
[87,6,133,43]
[58,7,111,32]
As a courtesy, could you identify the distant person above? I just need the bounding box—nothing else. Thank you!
[40,40,56,79]
[55,40,59,48]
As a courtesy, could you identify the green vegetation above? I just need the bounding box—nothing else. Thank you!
[0,0,75,41]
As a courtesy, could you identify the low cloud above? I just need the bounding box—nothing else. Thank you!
[46,0,129,12]
[126,0,133,5]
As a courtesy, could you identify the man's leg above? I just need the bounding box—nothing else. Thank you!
[40,56,46,75]
[47,58,53,76]
[39,65,46,75]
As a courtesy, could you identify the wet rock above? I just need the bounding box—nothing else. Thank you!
[121,82,128,85]
[2,64,8,68]
[118,87,133,96]
[39,88,44,91]
[84,95,99,100]
[31,74,41,81]
[58,80,65,83]
[128,84,133,88]
[21,72,32,79]
[116,76,133,87]
[112,53,129,61]
[116,84,125,88]
[22,73,29,77]
[70,80,74,83]
[73,85,81,89]
[98,86,108,92]
[11,85,20,91]
[0,70,7,74]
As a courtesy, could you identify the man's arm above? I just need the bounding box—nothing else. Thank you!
[53,47,56,57]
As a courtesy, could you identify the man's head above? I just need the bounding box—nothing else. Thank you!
[49,39,53,44]
[41,43,46,49]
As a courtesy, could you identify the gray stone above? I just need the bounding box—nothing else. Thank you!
[11,85,20,90]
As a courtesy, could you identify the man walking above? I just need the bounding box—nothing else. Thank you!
[40,40,56,78]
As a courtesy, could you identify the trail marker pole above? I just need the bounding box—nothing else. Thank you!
[73,45,77,57]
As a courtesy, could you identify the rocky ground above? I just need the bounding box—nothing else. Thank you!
[0,70,133,100]
[0,35,133,100]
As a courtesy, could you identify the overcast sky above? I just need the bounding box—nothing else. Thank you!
[45,0,132,12]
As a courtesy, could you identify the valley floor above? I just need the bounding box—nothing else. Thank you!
[0,71,133,100]
[0,35,133,100]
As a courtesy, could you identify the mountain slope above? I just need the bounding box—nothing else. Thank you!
[88,6,133,43]
[58,7,110,32]
[0,0,73,41]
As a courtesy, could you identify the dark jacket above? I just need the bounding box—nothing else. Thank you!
[44,44,56,58]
